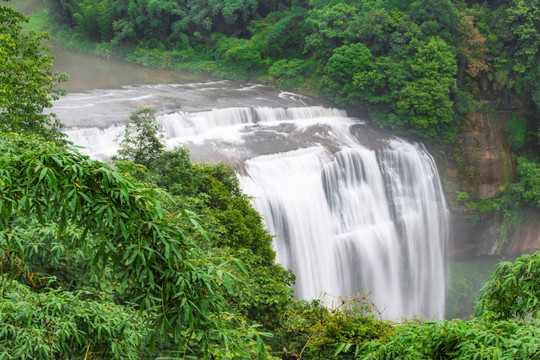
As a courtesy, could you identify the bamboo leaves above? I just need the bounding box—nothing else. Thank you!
[0,132,264,358]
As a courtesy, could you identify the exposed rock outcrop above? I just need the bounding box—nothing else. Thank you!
[453,107,514,199]
[439,105,539,258]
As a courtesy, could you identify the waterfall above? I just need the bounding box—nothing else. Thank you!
[59,88,450,320]
[240,140,449,319]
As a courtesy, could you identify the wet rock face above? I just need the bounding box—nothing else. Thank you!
[440,107,517,259]
[450,209,540,259]
[505,211,540,255]
[455,109,514,200]
[442,107,540,258]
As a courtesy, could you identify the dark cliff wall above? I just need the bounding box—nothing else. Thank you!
[439,106,539,258]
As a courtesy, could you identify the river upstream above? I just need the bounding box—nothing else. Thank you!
[50,45,450,320]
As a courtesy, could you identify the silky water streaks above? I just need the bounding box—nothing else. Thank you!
[55,81,451,319]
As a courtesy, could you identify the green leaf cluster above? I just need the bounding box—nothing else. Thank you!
[475,251,540,321]
[113,107,166,168]
[0,132,279,358]
[0,281,146,359]
[355,317,540,359]
[0,2,67,142]
[510,157,540,208]
[273,297,395,360]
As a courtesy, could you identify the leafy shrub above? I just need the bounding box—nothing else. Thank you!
[0,132,270,358]
[510,157,540,207]
[214,248,295,332]
[187,162,276,264]
[507,117,527,150]
[113,107,165,168]
[219,38,262,81]
[126,42,168,68]
[274,297,395,360]
[0,4,67,142]
[268,58,308,89]
[357,318,540,359]
[0,282,146,359]
[320,43,385,105]
[475,251,540,321]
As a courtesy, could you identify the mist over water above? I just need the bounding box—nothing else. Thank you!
[55,81,450,319]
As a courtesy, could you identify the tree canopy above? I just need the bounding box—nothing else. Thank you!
[0,1,67,141]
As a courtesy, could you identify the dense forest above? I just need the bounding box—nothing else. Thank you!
[1,0,540,358]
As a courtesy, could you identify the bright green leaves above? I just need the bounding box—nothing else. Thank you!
[0,3,67,141]
[475,251,540,321]
[319,36,458,141]
[321,43,385,105]
[273,298,395,360]
[391,37,457,140]
[219,37,262,81]
[0,281,146,359]
[510,157,540,208]
[507,0,540,74]
[0,132,250,357]
[407,0,459,43]
[355,317,540,359]
[305,2,360,56]
[113,107,166,168]
[507,117,527,150]
[0,131,284,358]
[72,0,115,42]
[268,58,311,89]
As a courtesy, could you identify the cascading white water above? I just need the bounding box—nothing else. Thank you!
[240,141,449,319]
[56,83,450,320]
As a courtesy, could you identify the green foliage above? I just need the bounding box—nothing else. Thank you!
[510,157,540,208]
[214,248,295,332]
[304,1,361,57]
[507,117,527,150]
[357,317,540,359]
[0,132,270,358]
[391,36,457,140]
[320,43,386,105]
[113,116,276,264]
[0,281,146,359]
[72,0,114,41]
[475,251,540,321]
[407,0,459,42]
[507,0,540,75]
[218,37,262,81]
[268,58,309,89]
[274,297,395,360]
[0,2,67,141]
[249,7,308,59]
[185,162,276,264]
[113,107,165,168]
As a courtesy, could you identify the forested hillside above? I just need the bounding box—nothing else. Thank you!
[1,0,540,358]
